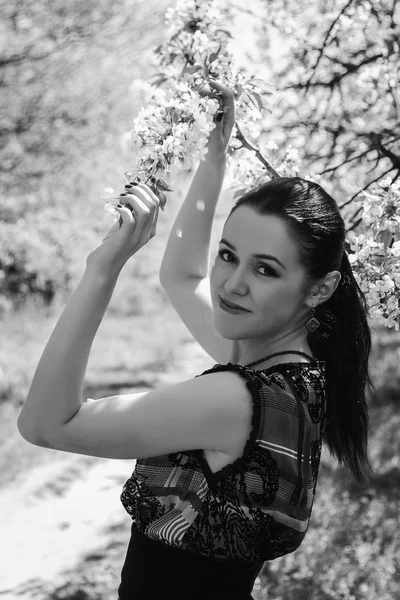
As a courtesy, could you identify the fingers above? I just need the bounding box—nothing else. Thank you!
[207,78,234,100]
[123,183,158,208]
[198,78,235,129]
[119,182,160,237]
[208,79,235,129]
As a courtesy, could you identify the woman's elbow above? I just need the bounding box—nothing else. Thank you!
[17,417,49,447]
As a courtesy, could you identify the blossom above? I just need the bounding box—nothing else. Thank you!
[101,0,400,330]
[378,176,392,188]
[286,146,300,161]
[266,141,278,151]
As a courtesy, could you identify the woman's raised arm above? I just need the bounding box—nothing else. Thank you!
[159,81,237,363]
[159,79,235,283]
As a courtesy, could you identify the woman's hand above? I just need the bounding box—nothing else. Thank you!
[198,78,236,163]
[86,182,160,277]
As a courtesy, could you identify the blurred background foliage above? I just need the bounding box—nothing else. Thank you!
[1,0,399,599]
[0,0,399,310]
[264,0,399,190]
[0,0,172,313]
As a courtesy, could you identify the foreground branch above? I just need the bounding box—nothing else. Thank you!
[234,123,280,179]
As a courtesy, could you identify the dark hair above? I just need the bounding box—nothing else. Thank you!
[228,176,373,486]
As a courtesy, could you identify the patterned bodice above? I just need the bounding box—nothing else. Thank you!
[120,360,326,565]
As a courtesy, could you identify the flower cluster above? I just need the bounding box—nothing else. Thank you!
[102,82,220,214]
[103,0,400,329]
[102,0,274,215]
[349,177,400,330]
[129,84,220,201]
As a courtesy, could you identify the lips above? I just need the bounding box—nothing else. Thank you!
[219,296,249,312]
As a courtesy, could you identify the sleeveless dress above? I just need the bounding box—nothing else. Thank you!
[117,359,327,599]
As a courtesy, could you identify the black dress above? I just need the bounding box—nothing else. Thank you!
[118,521,263,599]
[117,360,327,599]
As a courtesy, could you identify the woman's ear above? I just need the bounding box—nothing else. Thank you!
[305,271,341,308]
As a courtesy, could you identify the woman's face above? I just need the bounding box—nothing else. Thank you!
[210,206,311,346]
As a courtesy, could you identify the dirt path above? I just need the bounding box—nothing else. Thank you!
[0,344,214,599]
[0,454,130,596]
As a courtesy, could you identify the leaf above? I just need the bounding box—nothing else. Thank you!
[245,77,267,87]
[158,189,167,211]
[249,91,264,112]
[215,29,233,38]
[156,178,173,192]
[147,180,167,206]
[182,64,204,75]
[245,78,276,94]
[149,184,168,211]
[377,229,393,249]
[142,156,155,167]
[149,73,169,87]
[209,44,222,64]
[244,90,262,113]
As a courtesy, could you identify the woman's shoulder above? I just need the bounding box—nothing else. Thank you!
[203,358,325,379]
[257,361,326,398]
[197,359,326,400]
[257,359,326,378]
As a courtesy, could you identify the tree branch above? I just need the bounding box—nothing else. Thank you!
[304,0,357,92]
[377,143,400,169]
[347,205,363,229]
[319,135,400,175]
[286,53,385,91]
[234,123,280,179]
[339,166,397,208]
[319,147,375,174]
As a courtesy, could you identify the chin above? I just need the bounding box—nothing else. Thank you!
[212,318,243,340]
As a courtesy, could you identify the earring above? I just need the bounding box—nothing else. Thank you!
[305,307,321,332]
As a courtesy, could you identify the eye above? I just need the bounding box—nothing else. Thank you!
[217,249,277,277]
[218,249,235,262]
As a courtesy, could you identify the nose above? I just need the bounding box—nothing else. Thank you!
[223,267,249,296]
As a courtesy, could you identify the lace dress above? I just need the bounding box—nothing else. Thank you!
[117,360,327,599]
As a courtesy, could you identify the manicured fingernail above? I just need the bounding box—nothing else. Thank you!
[125,184,133,189]
[117,203,123,207]
[120,192,127,196]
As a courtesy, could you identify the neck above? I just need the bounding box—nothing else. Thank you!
[231,331,312,367]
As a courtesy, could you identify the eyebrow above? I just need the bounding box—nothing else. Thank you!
[219,238,287,270]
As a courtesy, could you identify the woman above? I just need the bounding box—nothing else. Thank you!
[17,80,372,600]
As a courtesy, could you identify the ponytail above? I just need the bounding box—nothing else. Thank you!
[309,249,374,486]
